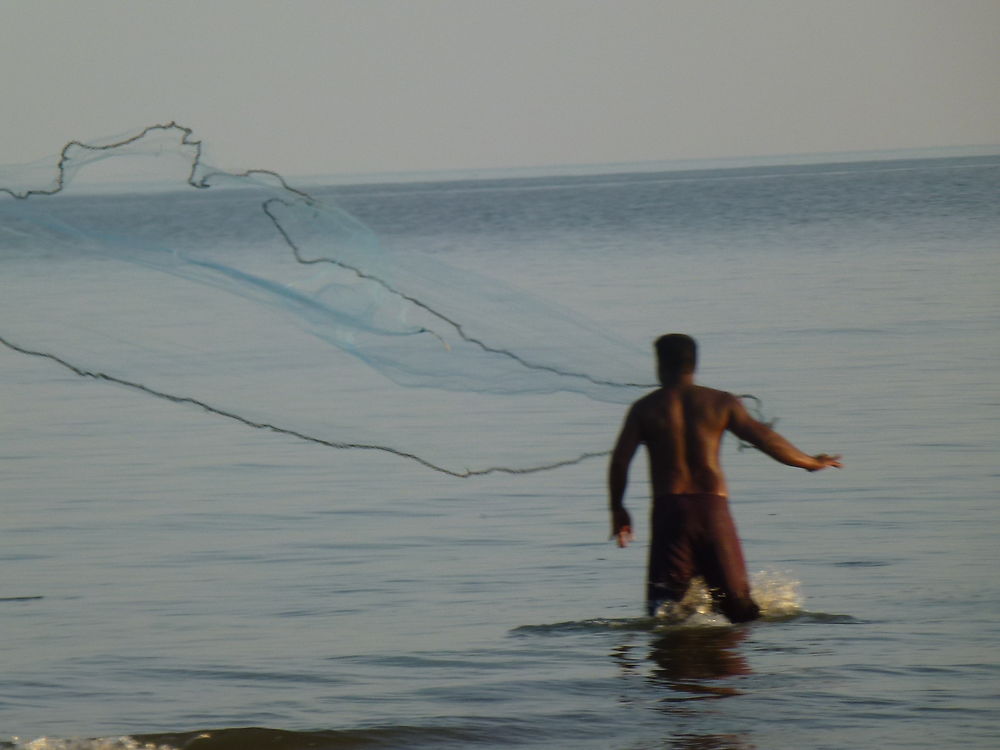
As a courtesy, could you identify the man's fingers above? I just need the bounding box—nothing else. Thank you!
[615,526,634,548]
[814,453,843,469]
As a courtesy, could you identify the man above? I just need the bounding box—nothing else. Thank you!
[609,334,841,622]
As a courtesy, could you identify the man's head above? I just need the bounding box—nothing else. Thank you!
[655,333,697,385]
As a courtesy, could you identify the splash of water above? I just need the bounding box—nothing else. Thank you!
[651,571,803,624]
[750,569,804,617]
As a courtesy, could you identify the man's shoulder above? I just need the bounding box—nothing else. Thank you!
[632,388,663,404]
[629,384,738,410]
[690,384,739,403]
[624,390,655,417]
[689,385,742,421]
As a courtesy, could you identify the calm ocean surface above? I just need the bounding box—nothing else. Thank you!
[2,146,998,749]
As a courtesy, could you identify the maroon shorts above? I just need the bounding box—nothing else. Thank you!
[647,493,760,622]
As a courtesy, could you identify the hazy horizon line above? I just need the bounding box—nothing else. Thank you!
[297,143,1000,187]
[5,138,998,197]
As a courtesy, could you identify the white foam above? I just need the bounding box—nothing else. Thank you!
[652,571,803,624]
[7,738,177,750]
[751,569,804,617]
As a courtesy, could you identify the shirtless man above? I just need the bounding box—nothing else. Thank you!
[609,334,841,622]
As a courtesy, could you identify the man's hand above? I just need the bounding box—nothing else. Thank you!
[610,507,634,548]
[808,453,843,471]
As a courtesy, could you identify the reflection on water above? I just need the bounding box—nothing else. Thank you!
[614,626,751,699]
[613,626,755,749]
[650,627,751,700]
[667,733,756,750]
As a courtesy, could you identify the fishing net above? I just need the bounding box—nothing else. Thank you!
[1,123,669,476]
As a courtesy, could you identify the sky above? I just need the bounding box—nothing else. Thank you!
[2,0,999,178]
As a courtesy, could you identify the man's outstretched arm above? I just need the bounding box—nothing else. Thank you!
[608,408,641,547]
[727,395,842,471]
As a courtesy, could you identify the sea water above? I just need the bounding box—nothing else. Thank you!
[1,149,998,748]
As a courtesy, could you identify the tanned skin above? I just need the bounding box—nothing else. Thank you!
[609,371,841,548]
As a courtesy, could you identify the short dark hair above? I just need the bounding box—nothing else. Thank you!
[655,334,697,380]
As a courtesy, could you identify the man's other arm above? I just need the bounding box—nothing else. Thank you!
[726,395,842,471]
[608,407,641,547]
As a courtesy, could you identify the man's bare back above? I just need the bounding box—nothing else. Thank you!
[612,383,736,498]
[607,334,841,620]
